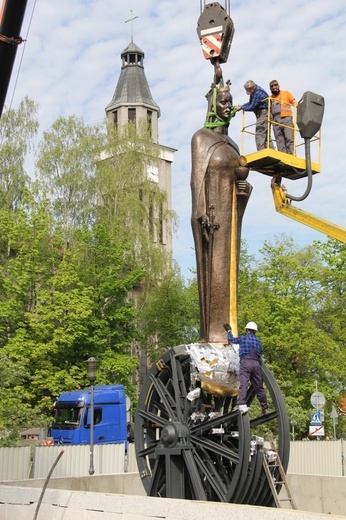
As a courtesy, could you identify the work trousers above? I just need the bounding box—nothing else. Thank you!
[272,115,294,154]
[255,109,274,150]
[237,357,268,411]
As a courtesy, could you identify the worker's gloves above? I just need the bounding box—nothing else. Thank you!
[223,323,232,332]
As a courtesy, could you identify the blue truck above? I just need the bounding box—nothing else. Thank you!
[49,385,129,445]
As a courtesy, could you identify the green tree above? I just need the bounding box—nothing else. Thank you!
[237,240,265,332]
[316,239,346,436]
[140,266,199,362]
[0,105,176,441]
[0,197,57,348]
[248,235,345,437]
[0,97,38,211]
[317,239,346,344]
[3,219,144,412]
[35,115,103,237]
[0,351,46,446]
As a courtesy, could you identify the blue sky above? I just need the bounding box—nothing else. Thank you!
[7,0,346,279]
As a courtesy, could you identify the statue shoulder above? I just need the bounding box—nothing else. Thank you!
[192,127,223,149]
[192,127,210,142]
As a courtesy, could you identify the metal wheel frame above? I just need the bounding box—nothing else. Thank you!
[135,345,290,505]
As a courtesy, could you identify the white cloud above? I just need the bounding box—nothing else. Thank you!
[6,0,346,278]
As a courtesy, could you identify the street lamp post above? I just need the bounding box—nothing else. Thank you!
[84,357,99,475]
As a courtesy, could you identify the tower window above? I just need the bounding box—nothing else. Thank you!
[113,110,118,128]
[147,110,152,133]
[128,108,136,123]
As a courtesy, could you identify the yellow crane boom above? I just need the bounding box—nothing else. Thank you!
[271,177,346,243]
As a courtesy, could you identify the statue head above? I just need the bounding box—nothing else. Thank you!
[204,82,234,128]
[215,86,233,121]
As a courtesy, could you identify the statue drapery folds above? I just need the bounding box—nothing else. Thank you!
[191,86,252,342]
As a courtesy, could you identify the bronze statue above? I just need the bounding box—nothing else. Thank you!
[191,84,252,343]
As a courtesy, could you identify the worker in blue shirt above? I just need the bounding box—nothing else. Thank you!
[224,321,268,415]
[235,80,273,151]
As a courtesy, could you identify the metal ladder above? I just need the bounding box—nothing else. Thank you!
[262,435,297,509]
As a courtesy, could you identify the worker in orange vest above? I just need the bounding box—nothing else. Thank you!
[269,80,297,154]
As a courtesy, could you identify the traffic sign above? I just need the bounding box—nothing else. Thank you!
[330,406,338,425]
[310,391,325,409]
[309,425,325,437]
[310,411,322,426]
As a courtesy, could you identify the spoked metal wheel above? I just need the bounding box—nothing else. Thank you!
[134,345,290,504]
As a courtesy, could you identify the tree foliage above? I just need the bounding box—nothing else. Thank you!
[0,104,175,443]
[35,115,103,236]
[140,265,199,362]
[237,235,346,438]
[0,97,38,211]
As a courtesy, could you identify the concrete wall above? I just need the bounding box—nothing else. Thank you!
[1,485,346,520]
[1,472,146,496]
[287,474,346,517]
[1,472,346,518]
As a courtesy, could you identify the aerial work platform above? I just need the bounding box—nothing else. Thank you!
[239,100,322,180]
[238,100,346,243]
[245,147,320,180]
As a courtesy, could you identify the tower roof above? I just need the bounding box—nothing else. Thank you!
[106,41,160,115]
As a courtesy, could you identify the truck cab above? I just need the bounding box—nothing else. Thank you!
[49,385,128,446]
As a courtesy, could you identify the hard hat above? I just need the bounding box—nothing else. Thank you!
[245,321,258,331]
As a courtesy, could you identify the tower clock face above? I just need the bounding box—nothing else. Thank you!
[147,165,159,183]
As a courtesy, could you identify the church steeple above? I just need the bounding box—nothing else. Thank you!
[105,41,160,142]
[105,37,176,263]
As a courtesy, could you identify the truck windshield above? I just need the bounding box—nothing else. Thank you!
[52,406,82,429]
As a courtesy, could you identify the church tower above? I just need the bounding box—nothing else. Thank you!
[105,40,175,256]
[105,36,176,387]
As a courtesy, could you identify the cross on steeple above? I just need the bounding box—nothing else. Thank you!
[125,11,139,42]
